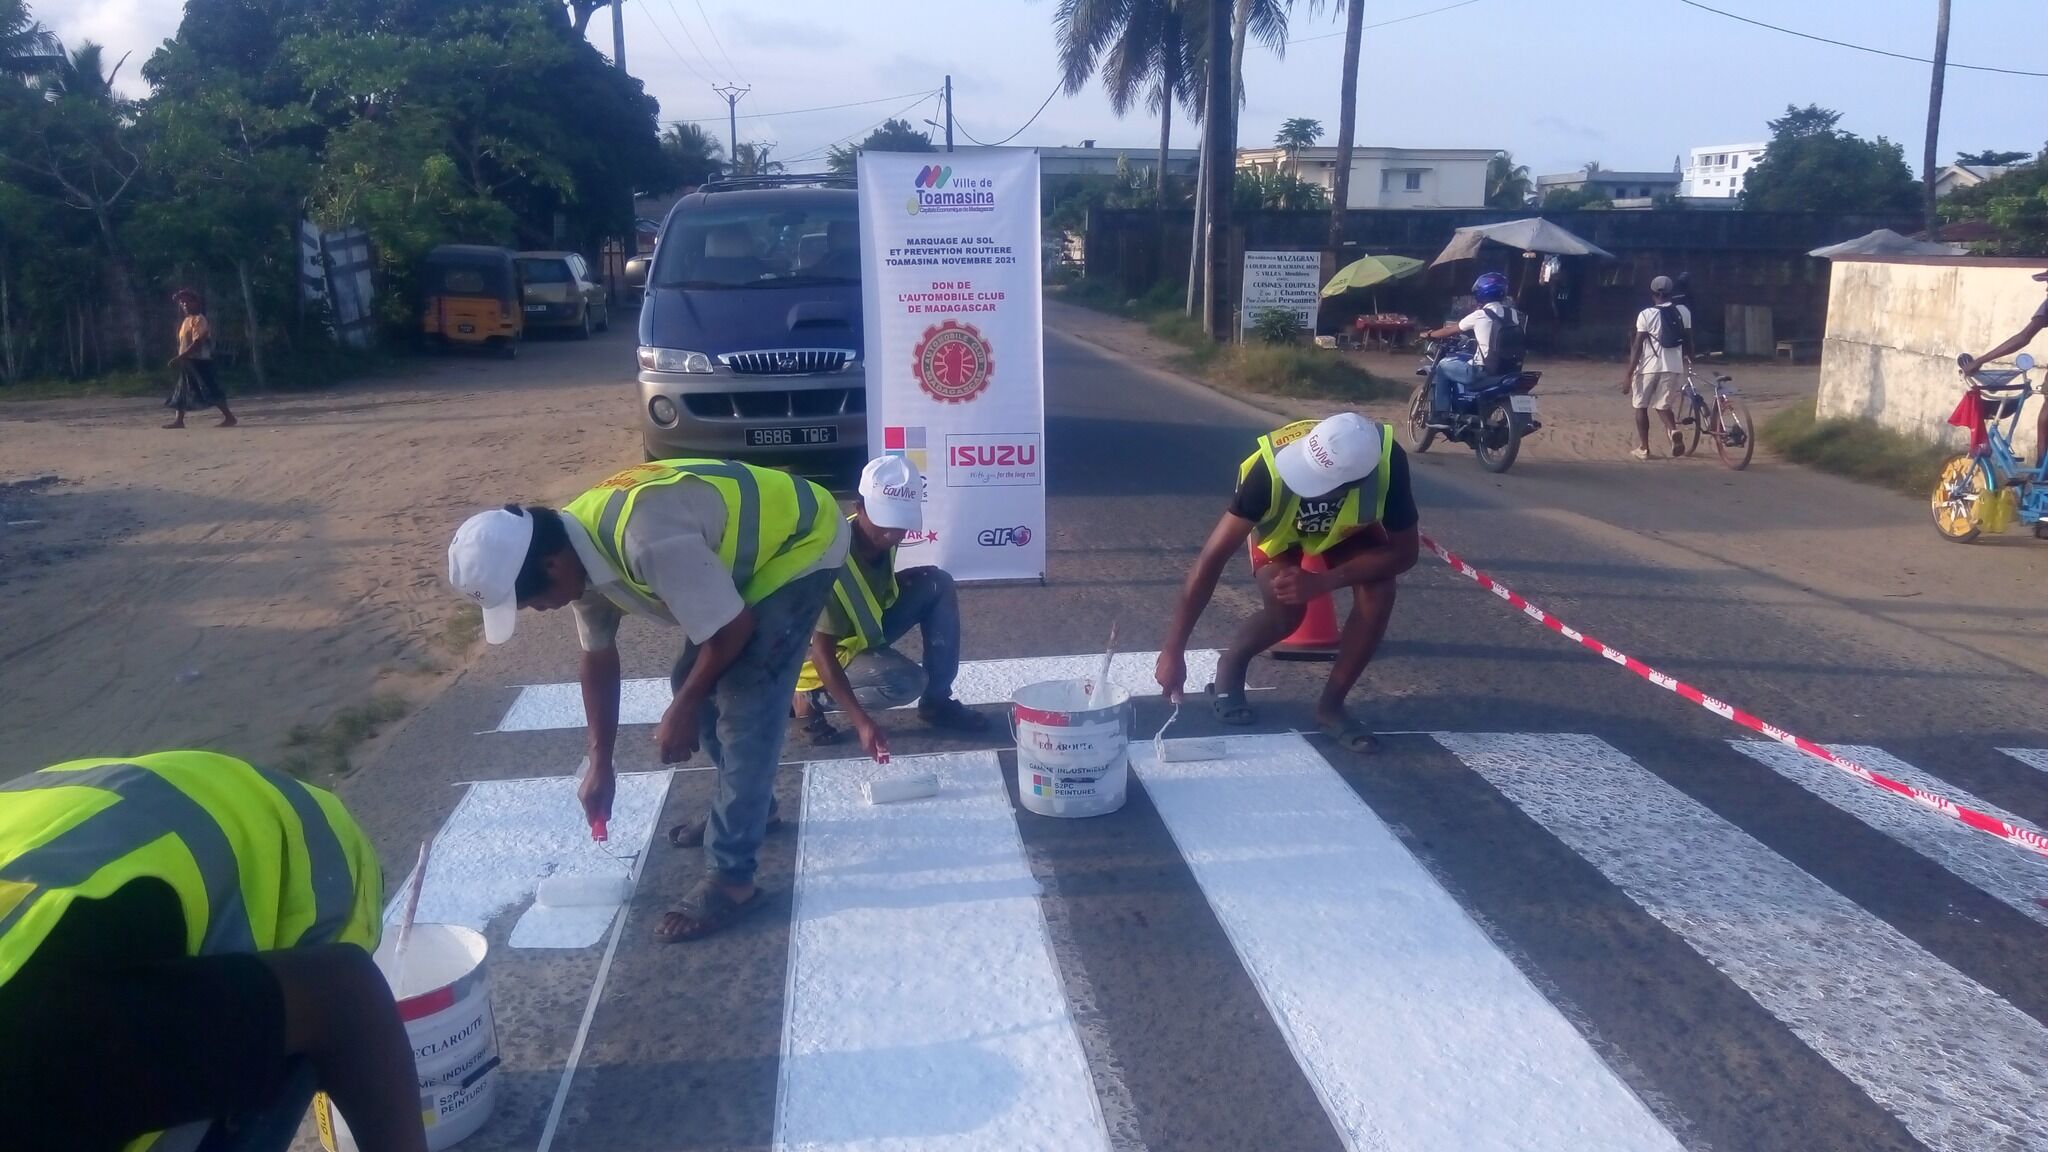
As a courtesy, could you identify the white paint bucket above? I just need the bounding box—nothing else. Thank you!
[316,923,500,1151]
[1012,679,1132,818]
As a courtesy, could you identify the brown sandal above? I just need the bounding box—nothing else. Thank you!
[655,877,765,943]
[668,812,783,848]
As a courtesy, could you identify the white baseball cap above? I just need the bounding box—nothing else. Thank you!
[1273,413,1382,499]
[859,456,924,531]
[448,507,534,645]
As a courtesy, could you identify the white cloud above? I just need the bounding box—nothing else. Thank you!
[37,0,178,95]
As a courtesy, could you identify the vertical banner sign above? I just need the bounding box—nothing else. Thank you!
[1239,250,1322,336]
[859,148,1046,582]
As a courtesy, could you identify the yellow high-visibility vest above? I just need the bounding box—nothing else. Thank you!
[795,517,898,693]
[563,459,839,608]
[1238,419,1395,559]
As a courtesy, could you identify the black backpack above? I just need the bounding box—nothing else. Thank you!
[1480,304,1525,375]
[1654,303,1688,349]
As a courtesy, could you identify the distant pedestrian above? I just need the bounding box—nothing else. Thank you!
[165,288,236,429]
[1621,275,1692,460]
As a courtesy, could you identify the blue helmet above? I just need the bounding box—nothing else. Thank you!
[1473,272,1510,303]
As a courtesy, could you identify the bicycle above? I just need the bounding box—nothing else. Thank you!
[1671,368,1755,470]
[1931,351,2047,543]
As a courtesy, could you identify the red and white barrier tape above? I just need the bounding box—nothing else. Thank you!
[1419,533,2048,862]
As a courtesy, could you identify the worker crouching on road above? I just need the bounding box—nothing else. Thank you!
[0,752,425,1152]
[449,459,848,942]
[1155,412,1419,753]
[792,457,992,763]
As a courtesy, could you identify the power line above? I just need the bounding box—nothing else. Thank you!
[783,91,943,167]
[668,89,942,124]
[631,2,716,86]
[656,0,733,83]
[1671,0,2048,77]
[955,82,1062,147]
[1287,0,1489,44]
[692,0,746,84]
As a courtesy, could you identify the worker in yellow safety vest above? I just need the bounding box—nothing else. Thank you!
[0,751,425,1152]
[448,459,848,942]
[1156,413,1420,753]
[792,457,992,763]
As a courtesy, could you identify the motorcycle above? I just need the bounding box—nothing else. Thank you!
[1404,336,1543,473]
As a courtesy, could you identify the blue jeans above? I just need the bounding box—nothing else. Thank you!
[808,566,962,713]
[671,566,836,885]
[1432,356,1479,416]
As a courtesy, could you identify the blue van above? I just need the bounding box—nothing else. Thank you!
[630,176,865,475]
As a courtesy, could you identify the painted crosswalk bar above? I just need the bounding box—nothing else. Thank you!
[383,770,671,950]
[1439,733,2048,1152]
[777,751,1111,1151]
[2000,747,2048,775]
[1135,733,1683,1151]
[1733,742,2048,928]
[493,650,1223,732]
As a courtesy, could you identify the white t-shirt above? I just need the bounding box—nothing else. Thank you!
[1635,303,1692,374]
[1458,303,1523,367]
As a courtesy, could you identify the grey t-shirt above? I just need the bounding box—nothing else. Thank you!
[570,477,850,651]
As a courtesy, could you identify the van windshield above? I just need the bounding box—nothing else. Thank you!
[652,203,860,289]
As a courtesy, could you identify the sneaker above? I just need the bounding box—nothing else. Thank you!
[795,710,845,746]
[1669,430,1686,457]
[917,697,992,733]
[1630,447,1652,461]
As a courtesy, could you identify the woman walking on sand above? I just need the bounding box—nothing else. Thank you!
[165,288,236,429]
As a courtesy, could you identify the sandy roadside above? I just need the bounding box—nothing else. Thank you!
[0,329,644,780]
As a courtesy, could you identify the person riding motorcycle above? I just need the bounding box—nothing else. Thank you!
[1420,272,1526,427]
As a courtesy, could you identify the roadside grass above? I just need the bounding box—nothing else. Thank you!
[1059,276,1404,405]
[0,344,408,403]
[279,694,410,780]
[443,605,483,654]
[1760,404,1952,497]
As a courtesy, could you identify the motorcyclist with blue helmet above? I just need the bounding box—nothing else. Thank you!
[1420,272,1525,427]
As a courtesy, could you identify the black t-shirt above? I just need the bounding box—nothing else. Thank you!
[1231,442,1419,534]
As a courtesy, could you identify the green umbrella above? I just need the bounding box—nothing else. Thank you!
[1321,254,1425,298]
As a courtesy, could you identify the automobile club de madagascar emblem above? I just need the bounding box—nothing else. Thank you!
[912,320,993,404]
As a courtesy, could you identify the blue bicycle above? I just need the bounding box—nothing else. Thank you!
[1932,352,2046,543]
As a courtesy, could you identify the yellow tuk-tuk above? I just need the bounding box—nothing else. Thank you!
[421,245,522,357]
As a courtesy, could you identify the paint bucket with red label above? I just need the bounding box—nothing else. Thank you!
[1011,679,1132,818]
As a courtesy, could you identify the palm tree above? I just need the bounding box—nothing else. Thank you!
[0,0,62,79]
[1486,151,1532,208]
[1327,0,1362,247]
[729,141,782,177]
[660,121,724,190]
[47,41,125,103]
[1054,0,1199,213]
[1274,116,1322,178]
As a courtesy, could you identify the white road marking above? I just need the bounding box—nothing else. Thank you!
[1438,732,2048,1152]
[2000,747,2048,775]
[494,650,1223,732]
[775,752,1111,1152]
[1731,741,2048,928]
[1134,733,1682,1152]
[384,771,670,950]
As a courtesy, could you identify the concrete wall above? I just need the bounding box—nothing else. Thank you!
[1818,258,2047,456]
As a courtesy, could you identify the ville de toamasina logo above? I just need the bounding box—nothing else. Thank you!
[906,165,996,215]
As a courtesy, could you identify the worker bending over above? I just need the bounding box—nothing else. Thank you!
[1156,412,1419,752]
[0,751,422,1152]
[793,457,991,762]
[450,458,847,941]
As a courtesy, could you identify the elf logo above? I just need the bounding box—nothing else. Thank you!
[946,433,1042,487]
[977,526,1033,548]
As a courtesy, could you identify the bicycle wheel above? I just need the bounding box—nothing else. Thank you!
[1405,380,1438,453]
[1929,454,1989,542]
[1712,397,1755,470]
[1674,393,1703,457]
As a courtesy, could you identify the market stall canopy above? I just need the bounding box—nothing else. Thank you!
[1321,254,1426,297]
[1808,229,1965,258]
[1431,218,1614,266]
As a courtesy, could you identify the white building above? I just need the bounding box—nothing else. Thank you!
[1682,143,1767,198]
[1933,163,2021,199]
[1236,146,1497,209]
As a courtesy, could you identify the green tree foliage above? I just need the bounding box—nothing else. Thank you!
[1486,151,1531,208]
[1274,117,1322,152]
[1940,147,2048,255]
[729,140,782,177]
[660,121,723,190]
[1540,185,1611,211]
[1234,166,1329,211]
[0,0,61,78]
[1957,149,2030,167]
[826,118,932,175]
[1741,104,1918,214]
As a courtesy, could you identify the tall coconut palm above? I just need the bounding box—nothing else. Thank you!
[660,120,724,189]
[1327,0,1363,247]
[1486,151,1532,207]
[0,0,62,79]
[47,41,126,103]
[1055,0,1200,213]
[729,140,782,177]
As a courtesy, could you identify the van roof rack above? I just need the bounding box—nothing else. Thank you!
[698,174,857,193]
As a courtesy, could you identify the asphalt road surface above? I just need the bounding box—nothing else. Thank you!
[335,324,2048,1152]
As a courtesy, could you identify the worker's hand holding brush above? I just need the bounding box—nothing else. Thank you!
[852,714,892,764]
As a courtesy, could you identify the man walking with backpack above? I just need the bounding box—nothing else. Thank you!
[1421,272,1525,427]
[1623,275,1694,460]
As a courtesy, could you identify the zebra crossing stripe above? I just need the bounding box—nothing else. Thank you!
[1438,732,2048,1152]
[1135,733,1683,1152]
[492,650,1224,732]
[1731,742,2048,929]
[2000,748,2048,775]
[775,752,1111,1151]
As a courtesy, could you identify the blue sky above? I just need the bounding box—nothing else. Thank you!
[40,0,2048,176]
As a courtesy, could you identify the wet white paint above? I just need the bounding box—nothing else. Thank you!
[384,771,669,950]
[2000,747,2048,776]
[1134,733,1682,1152]
[1439,732,2048,1152]
[493,650,1223,732]
[1732,741,2048,929]
[776,752,1111,1152]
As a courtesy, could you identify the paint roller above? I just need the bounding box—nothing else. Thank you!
[1151,700,1227,763]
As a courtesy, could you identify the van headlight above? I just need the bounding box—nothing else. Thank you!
[638,347,713,373]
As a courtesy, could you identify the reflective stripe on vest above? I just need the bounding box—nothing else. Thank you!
[563,460,834,606]
[1237,420,1396,559]
[797,520,898,693]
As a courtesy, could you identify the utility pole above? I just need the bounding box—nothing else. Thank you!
[1202,0,1233,339]
[1922,0,1952,235]
[944,75,954,152]
[713,83,750,165]
[610,0,626,72]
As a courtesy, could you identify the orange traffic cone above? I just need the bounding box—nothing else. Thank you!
[1248,546,1342,662]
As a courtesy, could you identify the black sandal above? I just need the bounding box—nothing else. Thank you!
[1207,682,1256,726]
[654,877,766,943]
[797,710,846,746]
[1319,715,1380,754]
